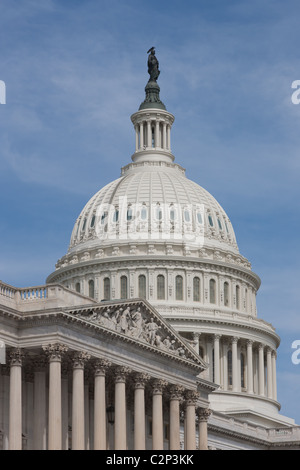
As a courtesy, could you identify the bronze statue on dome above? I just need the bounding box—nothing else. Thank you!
[147,47,160,82]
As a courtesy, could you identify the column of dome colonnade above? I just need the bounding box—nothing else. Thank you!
[2,345,211,451]
[193,334,278,401]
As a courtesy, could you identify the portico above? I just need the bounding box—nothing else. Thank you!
[0,290,213,450]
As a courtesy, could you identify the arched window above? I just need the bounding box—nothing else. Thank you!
[75,282,80,294]
[236,285,240,309]
[228,350,232,387]
[103,277,110,301]
[157,275,165,300]
[241,353,245,388]
[175,275,183,301]
[224,282,229,306]
[245,288,248,312]
[120,276,128,299]
[193,277,200,302]
[138,274,146,299]
[209,279,216,304]
[88,279,95,299]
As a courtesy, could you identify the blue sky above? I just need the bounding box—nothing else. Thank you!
[1,0,300,426]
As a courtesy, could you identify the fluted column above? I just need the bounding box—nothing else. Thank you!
[135,125,139,151]
[72,351,90,450]
[267,348,273,399]
[258,344,265,396]
[185,390,198,450]
[147,121,152,148]
[155,120,160,148]
[231,337,239,392]
[139,122,144,149]
[247,340,254,394]
[162,122,167,149]
[94,359,111,450]
[133,373,150,450]
[197,408,212,450]
[33,357,47,449]
[214,335,221,385]
[114,366,131,450]
[272,351,277,401]
[8,348,24,450]
[44,343,68,450]
[152,379,167,450]
[169,385,184,450]
[61,363,69,450]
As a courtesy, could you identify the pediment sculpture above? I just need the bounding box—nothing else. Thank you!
[75,303,188,358]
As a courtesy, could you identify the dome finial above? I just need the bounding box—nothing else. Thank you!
[139,47,166,110]
[147,47,160,83]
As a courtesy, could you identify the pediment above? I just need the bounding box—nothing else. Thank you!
[68,299,206,369]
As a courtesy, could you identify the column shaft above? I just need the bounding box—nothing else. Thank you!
[232,338,239,392]
[247,341,254,394]
[267,348,273,399]
[259,344,265,396]
[9,350,23,450]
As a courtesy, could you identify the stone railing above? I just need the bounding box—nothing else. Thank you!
[209,412,300,447]
[0,281,97,312]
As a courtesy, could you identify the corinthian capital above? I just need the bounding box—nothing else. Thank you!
[9,348,25,366]
[93,359,112,376]
[197,407,212,422]
[43,343,69,361]
[71,351,91,369]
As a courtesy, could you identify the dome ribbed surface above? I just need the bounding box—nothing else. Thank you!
[68,164,238,254]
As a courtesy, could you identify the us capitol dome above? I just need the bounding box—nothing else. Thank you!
[47,49,292,429]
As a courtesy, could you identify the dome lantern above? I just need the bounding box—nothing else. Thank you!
[130,48,175,165]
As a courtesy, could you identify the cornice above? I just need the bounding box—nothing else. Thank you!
[47,254,260,289]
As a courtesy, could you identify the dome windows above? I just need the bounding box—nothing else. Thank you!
[184,209,190,223]
[217,218,222,230]
[103,277,110,301]
[127,206,133,221]
[209,279,216,304]
[141,205,147,220]
[113,209,119,223]
[120,275,128,299]
[193,277,200,302]
[82,218,87,231]
[175,275,183,301]
[196,212,203,224]
[90,214,96,228]
[208,215,214,227]
[157,275,165,300]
